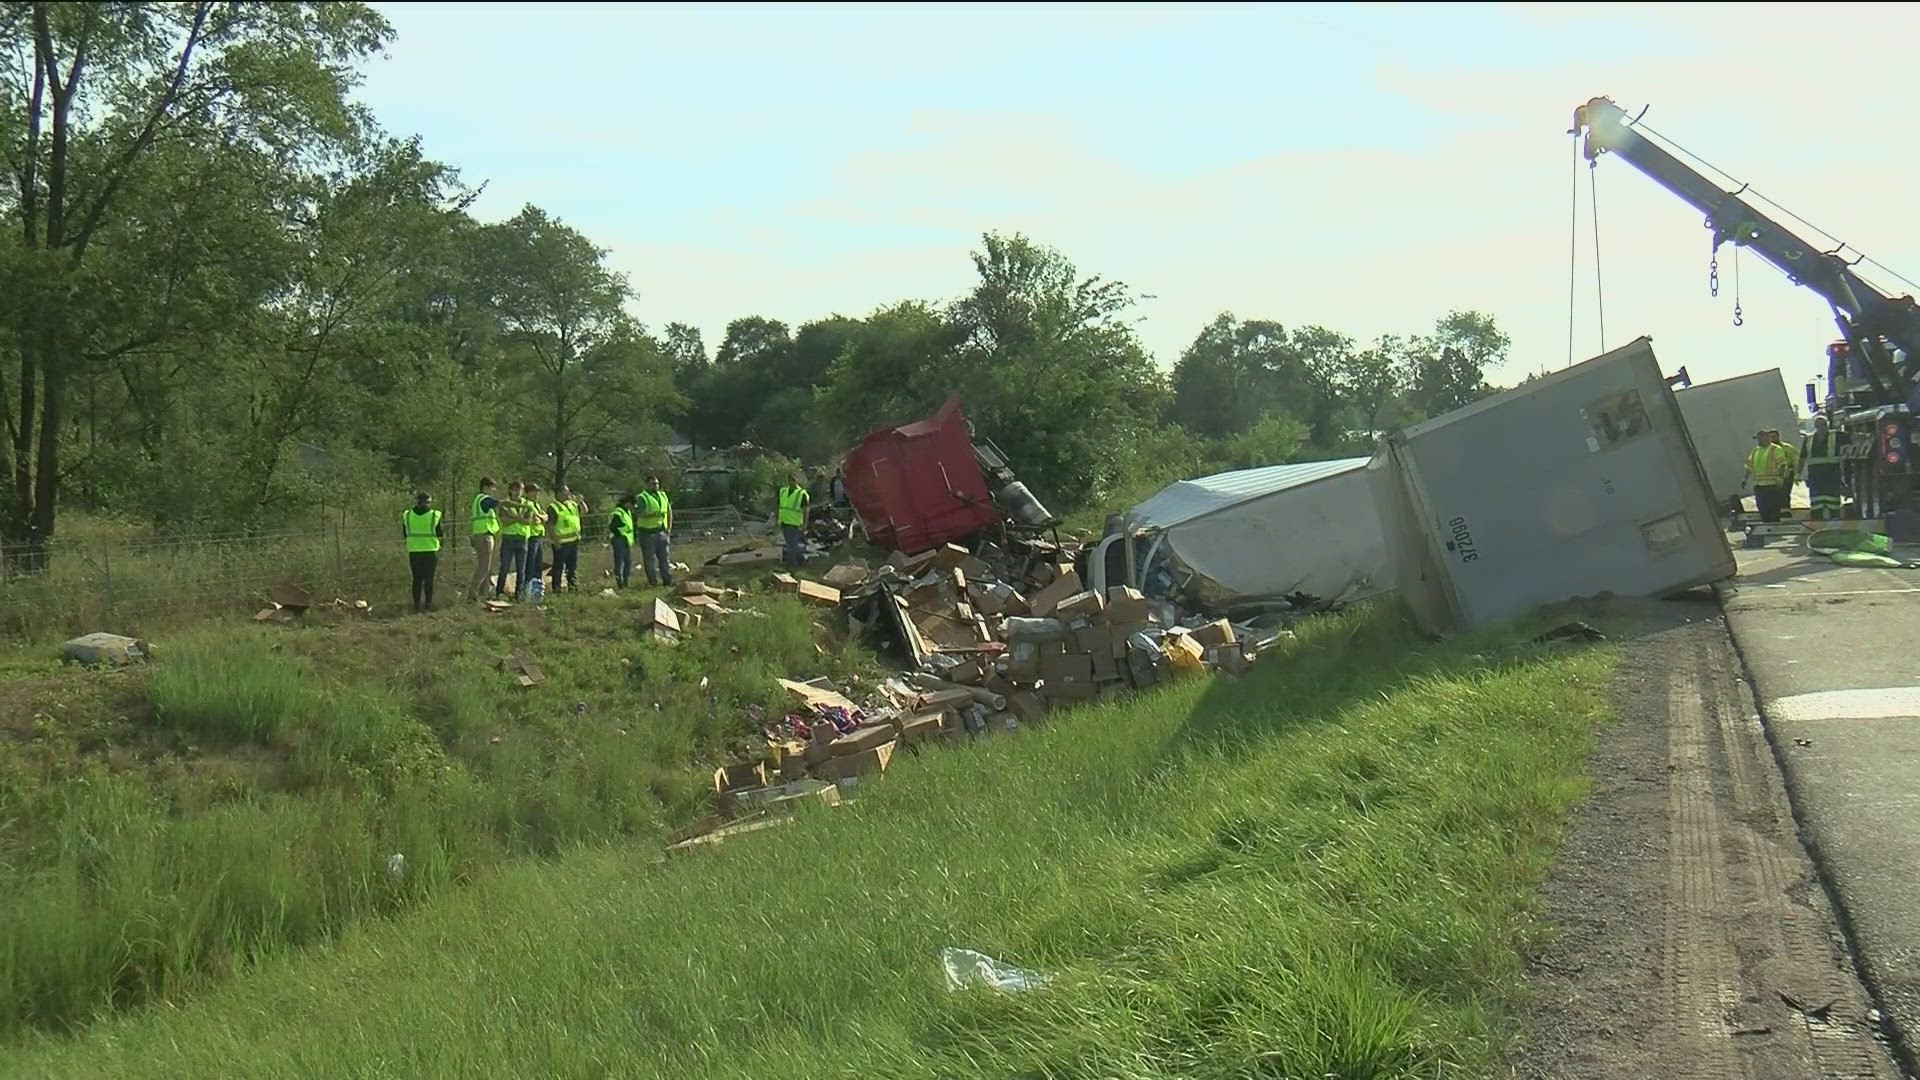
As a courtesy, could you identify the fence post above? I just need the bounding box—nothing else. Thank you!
[101,540,115,614]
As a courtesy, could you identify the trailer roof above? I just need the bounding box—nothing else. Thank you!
[1127,456,1370,530]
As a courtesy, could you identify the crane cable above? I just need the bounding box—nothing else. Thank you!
[1567,135,1580,369]
[1589,158,1607,352]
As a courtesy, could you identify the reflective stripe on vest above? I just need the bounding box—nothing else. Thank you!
[550,501,581,544]
[777,485,809,526]
[609,506,634,540]
[404,508,442,553]
[1802,433,1845,466]
[471,492,498,535]
[637,491,669,530]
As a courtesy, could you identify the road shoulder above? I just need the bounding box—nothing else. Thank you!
[1503,597,1899,1079]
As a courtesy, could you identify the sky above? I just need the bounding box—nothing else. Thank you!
[355,1,1920,402]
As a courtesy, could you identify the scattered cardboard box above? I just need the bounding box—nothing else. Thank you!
[778,678,859,712]
[642,599,682,639]
[1026,571,1084,617]
[497,654,546,688]
[821,564,871,589]
[1105,586,1149,624]
[795,580,842,607]
[830,724,899,756]
[818,740,896,781]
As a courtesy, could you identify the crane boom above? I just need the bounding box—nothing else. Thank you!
[1572,96,1920,407]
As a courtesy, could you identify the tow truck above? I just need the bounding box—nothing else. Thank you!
[1572,96,1920,525]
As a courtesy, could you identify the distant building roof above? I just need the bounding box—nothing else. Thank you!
[1126,457,1370,530]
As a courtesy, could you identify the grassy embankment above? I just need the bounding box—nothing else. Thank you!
[5,601,1618,1078]
[0,573,872,1042]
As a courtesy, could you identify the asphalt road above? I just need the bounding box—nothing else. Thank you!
[1720,537,1920,1070]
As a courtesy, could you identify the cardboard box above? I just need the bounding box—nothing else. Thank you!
[1206,644,1253,676]
[830,724,899,757]
[1039,653,1094,686]
[642,599,682,638]
[1007,691,1048,723]
[916,687,974,712]
[1053,590,1105,621]
[714,546,784,567]
[821,563,871,589]
[1026,570,1084,617]
[1108,622,1148,658]
[760,779,842,812]
[1072,625,1113,657]
[818,740,896,780]
[1089,654,1121,683]
[1164,633,1207,677]
[713,761,768,794]
[1104,588,1148,624]
[1189,619,1236,649]
[796,580,842,607]
[896,711,949,745]
[1041,682,1097,707]
[777,678,859,712]
[771,572,801,593]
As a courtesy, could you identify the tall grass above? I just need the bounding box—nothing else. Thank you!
[6,604,1616,1077]
[0,585,848,1039]
[147,640,308,745]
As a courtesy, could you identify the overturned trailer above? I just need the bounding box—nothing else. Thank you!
[1109,458,1393,612]
[1372,336,1735,634]
[1673,369,1801,505]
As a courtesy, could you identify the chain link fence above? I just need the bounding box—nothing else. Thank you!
[0,505,771,643]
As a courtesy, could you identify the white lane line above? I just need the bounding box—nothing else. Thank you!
[1731,587,1920,598]
[1771,687,1920,722]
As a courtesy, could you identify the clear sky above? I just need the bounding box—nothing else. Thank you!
[356,1,1919,400]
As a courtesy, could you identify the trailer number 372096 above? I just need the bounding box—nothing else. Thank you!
[1446,517,1479,563]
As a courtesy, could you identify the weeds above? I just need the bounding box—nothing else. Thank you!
[5,603,1616,1077]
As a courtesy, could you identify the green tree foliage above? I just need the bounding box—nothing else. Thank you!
[1402,310,1508,417]
[1,0,391,562]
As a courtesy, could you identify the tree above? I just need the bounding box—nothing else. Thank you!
[1287,324,1356,448]
[1169,314,1302,440]
[472,205,675,489]
[1,0,390,565]
[1403,310,1508,418]
[1339,335,1406,437]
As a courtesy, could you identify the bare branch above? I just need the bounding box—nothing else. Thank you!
[68,1,212,260]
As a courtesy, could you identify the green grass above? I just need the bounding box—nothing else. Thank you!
[0,575,878,1041]
[3,603,1617,1078]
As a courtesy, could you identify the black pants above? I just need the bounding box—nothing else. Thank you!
[1753,484,1785,524]
[550,543,579,590]
[409,551,437,610]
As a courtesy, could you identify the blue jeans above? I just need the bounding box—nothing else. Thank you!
[781,524,806,566]
[524,538,544,591]
[495,535,527,596]
[639,529,672,586]
[610,534,633,587]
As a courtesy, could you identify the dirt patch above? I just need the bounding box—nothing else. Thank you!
[1502,598,1901,1079]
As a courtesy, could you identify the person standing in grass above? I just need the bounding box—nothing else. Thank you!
[777,471,812,567]
[636,474,674,587]
[495,480,530,598]
[469,477,501,598]
[608,493,636,588]
[522,482,549,594]
[547,483,586,592]
[402,492,444,613]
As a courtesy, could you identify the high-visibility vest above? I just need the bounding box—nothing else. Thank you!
[777,485,810,526]
[637,490,670,530]
[470,492,498,536]
[500,497,529,539]
[609,506,634,541]
[1802,432,1845,467]
[404,508,442,553]
[1772,442,1798,483]
[1748,445,1784,483]
[550,501,581,544]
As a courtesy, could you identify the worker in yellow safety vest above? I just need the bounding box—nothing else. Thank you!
[468,477,500,598]
[635,475,674,587]
[608,494,636,588]
[1800,414,1851,521]
[494,480,531,599]
[546,483,586,592]
[522,482,549,595]
[777,473,811,567]
[402,492,444,613]
[1743,430,1790,524]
